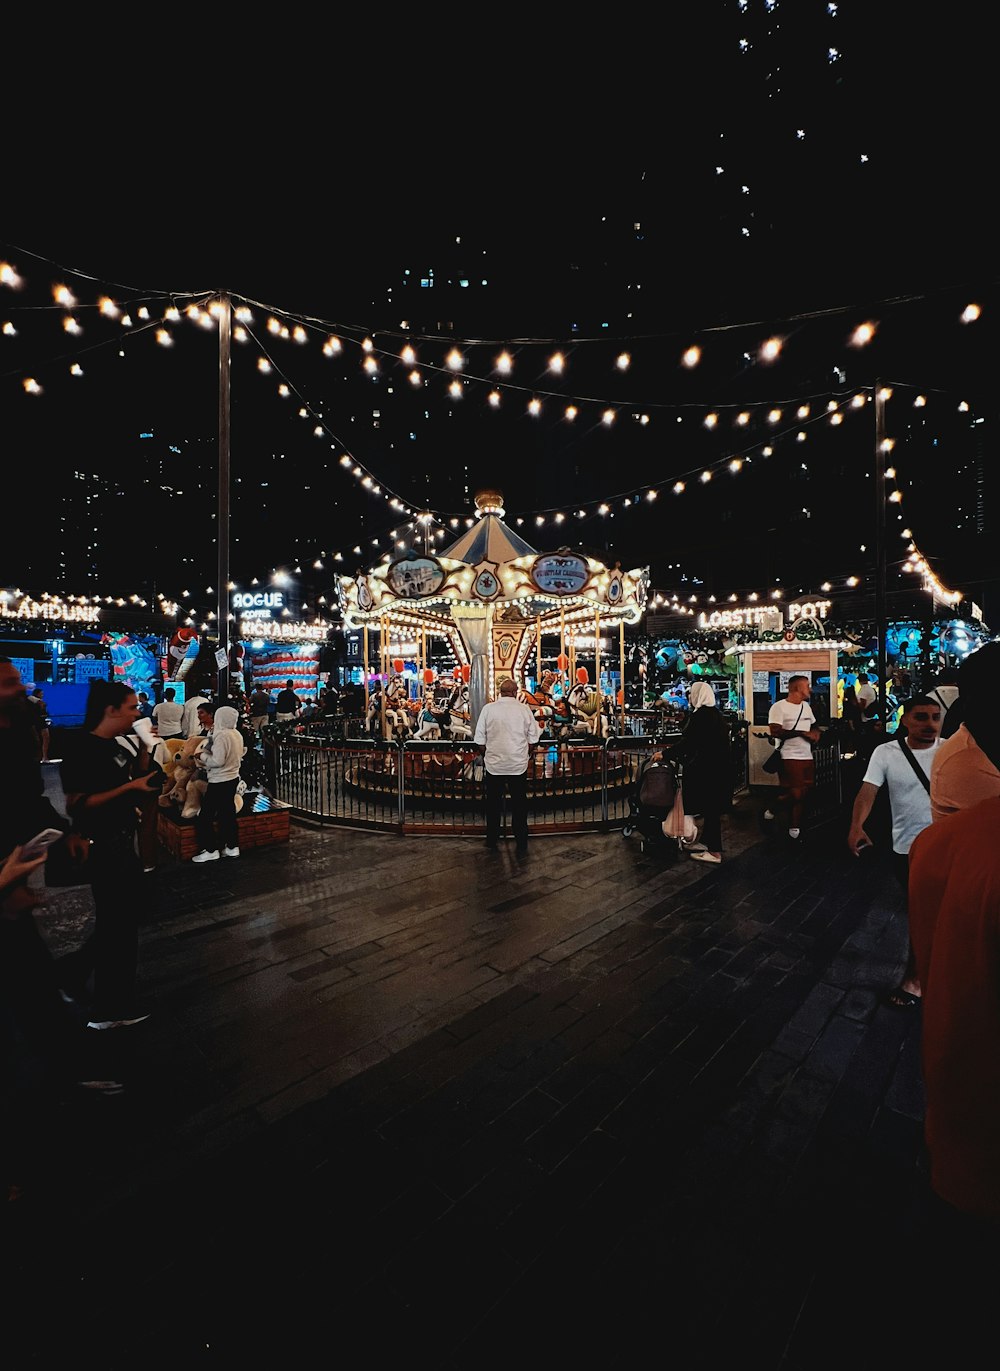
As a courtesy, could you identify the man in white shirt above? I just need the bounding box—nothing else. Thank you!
[152,687,184,739]
[846,695,942,1009]
[474,677,541,854]
[181,687,210,740]
[856,673,878,719]
[765,674,820,841]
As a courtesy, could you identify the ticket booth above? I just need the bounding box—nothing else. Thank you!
[732,635,844,787]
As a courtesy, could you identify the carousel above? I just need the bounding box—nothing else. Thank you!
[335,489,650,801]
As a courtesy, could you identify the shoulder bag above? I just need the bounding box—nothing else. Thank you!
[762,704,803,774]
[895,736,931,793]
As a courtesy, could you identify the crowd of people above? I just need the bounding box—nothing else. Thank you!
[4,645,1000,1253]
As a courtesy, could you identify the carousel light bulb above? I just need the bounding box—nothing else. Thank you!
[681,345,700,368]
[889,490,903,503]
[364,357,378,374]
[549,352,565,373]
[847,576,860,587]
[598,503,609,515]
[313,426,324,437]
[796,432,807,442]
[736,411,750,426]
[760,337,782,362]
[339,455,351,466]
[703,413,718,429]
[536,516,544,526]
[70,363,83,376]
[22,377,42,394]
[879,386,893,401]
[409,370,421,386]
[646,489,657,501]
[901,528,912,538]
[881,438,896,452]
[62,316,81,334]
[961,303,981,323]
[528,398,542,416]
[322,336,342,356]
[1,322,15,335]
[293,326,307,343]
[851,393,866,408]
[885,467,896,479]
[913,394,927,407]
[700,471,712,483]
[233,326,247,342]
[362,337,374,352]
[446,348,464,370]
[98,297,119,318]
[267,317,281,334]
[164,307,180,321]
[257,358,272,373]
[850,321,876,347]
[555,512,565,523]
[234,306,252,323]
[767,409,782,425]
[602,410,616,425]
[729,458,743,472]
[565,405,578,421]
[829,412,844,425]
[673,482,685,494]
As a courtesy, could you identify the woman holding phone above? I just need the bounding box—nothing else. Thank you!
[59,681,162,1029]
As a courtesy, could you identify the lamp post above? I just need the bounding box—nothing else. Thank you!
[874,381,888,718]
[216,292,231,701]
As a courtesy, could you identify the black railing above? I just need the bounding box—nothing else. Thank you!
[264,725,839,836]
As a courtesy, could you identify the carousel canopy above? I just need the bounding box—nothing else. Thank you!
[443,489,537,564]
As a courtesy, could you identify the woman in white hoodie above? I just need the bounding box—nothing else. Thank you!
[192,705,246,863]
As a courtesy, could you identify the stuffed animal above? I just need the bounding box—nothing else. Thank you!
[165,736,209,818]
[153,737,189,804]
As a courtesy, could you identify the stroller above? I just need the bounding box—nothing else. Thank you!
[622,754,689,857]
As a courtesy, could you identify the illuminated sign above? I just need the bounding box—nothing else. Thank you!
[697,606,782,632]
[0,596,101,625]
[232,591,284,622]
[787,599,831,622]
[239,618,328,641]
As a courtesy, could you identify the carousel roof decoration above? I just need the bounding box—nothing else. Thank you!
[336,489,650,642]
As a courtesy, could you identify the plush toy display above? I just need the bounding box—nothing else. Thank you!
[156,735,246,820]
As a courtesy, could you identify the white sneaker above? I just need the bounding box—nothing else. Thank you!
[690,851,722,864]
[223,846,240,858]
[77,1079,126,1095]
[192,849,220,863]
[788,828,801,840]
[86,1012,151,1030]
[763,810,776,821]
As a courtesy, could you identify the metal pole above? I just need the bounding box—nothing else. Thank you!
[217,293,232,701]
[874,381,888,719]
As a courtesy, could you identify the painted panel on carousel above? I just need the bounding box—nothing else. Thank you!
[473,563,502,601]
[606,570,624,605]
[530,553,590,596]
[386,554,446,600]
[356,575,374,613]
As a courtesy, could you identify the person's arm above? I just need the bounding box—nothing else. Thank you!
[64,772,156,816]
[847,781,881,853]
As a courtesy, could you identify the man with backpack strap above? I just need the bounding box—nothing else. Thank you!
[846,695,943,1008]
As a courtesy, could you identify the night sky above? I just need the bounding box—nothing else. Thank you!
[3,3,995,621]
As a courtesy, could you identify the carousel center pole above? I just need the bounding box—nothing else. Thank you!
[216,292,231,701]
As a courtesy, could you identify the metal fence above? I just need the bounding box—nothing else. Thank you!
[263,721,838,837]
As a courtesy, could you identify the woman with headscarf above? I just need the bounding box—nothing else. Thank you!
[674,681,734,864]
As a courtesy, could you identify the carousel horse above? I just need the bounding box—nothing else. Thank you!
[366,684,414,741]
[519,670,559,723]
[567,685,611,738]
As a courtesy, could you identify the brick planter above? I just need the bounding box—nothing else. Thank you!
[157,793,292,861]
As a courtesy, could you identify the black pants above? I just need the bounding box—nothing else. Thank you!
[485,770,528,848]
[698,807,723,854]
[61,834,143,1020]
[195,778,240,853]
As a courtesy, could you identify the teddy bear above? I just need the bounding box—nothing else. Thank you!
[164,736,210,818]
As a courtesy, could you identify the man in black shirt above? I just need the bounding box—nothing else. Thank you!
[274,679,300,723]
